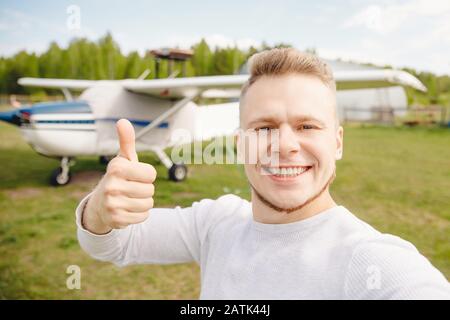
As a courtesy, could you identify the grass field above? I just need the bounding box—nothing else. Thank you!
[0,121,449,299]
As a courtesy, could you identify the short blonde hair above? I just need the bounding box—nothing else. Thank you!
[239,48,337,126]
[241,48,335,99]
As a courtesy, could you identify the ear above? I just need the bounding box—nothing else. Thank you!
[335,126,344,160]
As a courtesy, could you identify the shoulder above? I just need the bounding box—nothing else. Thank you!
[343,233,450,299]
[189,193,250,216]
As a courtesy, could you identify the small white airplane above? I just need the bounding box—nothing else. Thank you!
[0,67,426,186]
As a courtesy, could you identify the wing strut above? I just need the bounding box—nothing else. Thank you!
[135,94,196,141]
[61,88,73,101]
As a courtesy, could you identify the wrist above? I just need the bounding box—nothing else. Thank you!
[82,192,112,235]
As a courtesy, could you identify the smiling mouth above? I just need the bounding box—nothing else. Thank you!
[261,165,312,178]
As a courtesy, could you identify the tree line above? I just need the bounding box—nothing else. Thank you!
[0,33,448,106]
[0,33,255,95]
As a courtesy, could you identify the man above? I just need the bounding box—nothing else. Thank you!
[76,48,449,299]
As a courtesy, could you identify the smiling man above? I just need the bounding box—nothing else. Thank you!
[76,48,449,299]
[239,53,341,224]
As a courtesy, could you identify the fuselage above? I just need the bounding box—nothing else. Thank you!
[0,100,168,157]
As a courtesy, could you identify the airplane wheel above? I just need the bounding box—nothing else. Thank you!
[99,155,114,165]
[168,163,187,182]
[50,167,72,186]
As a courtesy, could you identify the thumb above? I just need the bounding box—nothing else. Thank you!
[116,119,138,162]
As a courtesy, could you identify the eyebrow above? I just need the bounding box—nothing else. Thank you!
[248,115,327,127]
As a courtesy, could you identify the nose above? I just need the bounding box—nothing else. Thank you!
[276,124,300,158]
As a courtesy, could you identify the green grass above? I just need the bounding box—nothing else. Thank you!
[0,121,449,299]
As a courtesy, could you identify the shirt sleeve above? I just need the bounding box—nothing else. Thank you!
[75,193,223,267]
[343,234,450,300]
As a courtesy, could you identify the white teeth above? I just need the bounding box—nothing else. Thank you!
[267,167,276,175]
[263,166,309,176]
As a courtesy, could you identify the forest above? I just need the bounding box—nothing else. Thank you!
[1,33,449,106]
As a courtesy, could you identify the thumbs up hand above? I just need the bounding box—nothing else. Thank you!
[117,118,139,162]
[82,119,157,234]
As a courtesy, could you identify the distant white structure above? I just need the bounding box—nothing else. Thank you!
[325,59,408,122]
[336,86,407,122]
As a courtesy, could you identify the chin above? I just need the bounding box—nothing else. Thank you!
[280,194,311,209]
[263,186,313,209]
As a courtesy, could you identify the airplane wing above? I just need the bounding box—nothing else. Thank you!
[121,75,248,98]
[17,75,249,98]
[18,68,426,100]
[334,69,427,92]
[122,69,427,98]
[18,77,98,90]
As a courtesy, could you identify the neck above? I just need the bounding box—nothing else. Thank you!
[252,189,337,224]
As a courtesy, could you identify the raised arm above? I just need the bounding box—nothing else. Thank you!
[76,119,213,266]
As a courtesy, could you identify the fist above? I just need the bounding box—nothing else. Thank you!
[89,119,157,230]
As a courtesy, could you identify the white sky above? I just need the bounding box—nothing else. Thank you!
[1,0,449,75]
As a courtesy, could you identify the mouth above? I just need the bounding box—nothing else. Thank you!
[260,165,313,181]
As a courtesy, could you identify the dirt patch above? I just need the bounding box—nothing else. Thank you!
[71,171,103,187]
[69,171,104,201]
[70,190,93,201]
[4,187,43,200]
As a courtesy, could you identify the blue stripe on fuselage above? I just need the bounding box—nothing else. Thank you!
[23,101,169,128]
[97,118,168,128]
[21,100,92,114]
[34,119,169,128]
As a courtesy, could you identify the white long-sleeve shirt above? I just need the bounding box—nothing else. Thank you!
[76,194,450,299]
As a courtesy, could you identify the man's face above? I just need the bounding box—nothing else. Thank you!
[240,73,343,210]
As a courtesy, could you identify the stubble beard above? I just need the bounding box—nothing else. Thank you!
[249,168,336,214]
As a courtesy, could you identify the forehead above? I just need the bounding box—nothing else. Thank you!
[240,74,336,126]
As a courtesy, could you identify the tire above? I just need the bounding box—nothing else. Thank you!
[50,167,72,186]
[99,155,114,165]
[168,163,187,182]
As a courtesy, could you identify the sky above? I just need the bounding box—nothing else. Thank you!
[1,0,449,75]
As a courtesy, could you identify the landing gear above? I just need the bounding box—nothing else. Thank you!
[168,163,187,182]
[50,157,75,186]
[99,155,114,165]
[151,147,187,182]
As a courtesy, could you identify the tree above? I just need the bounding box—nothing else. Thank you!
[191,39,213,76]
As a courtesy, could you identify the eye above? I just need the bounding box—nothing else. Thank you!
[255,126,273,132]
[298,124,316,130]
